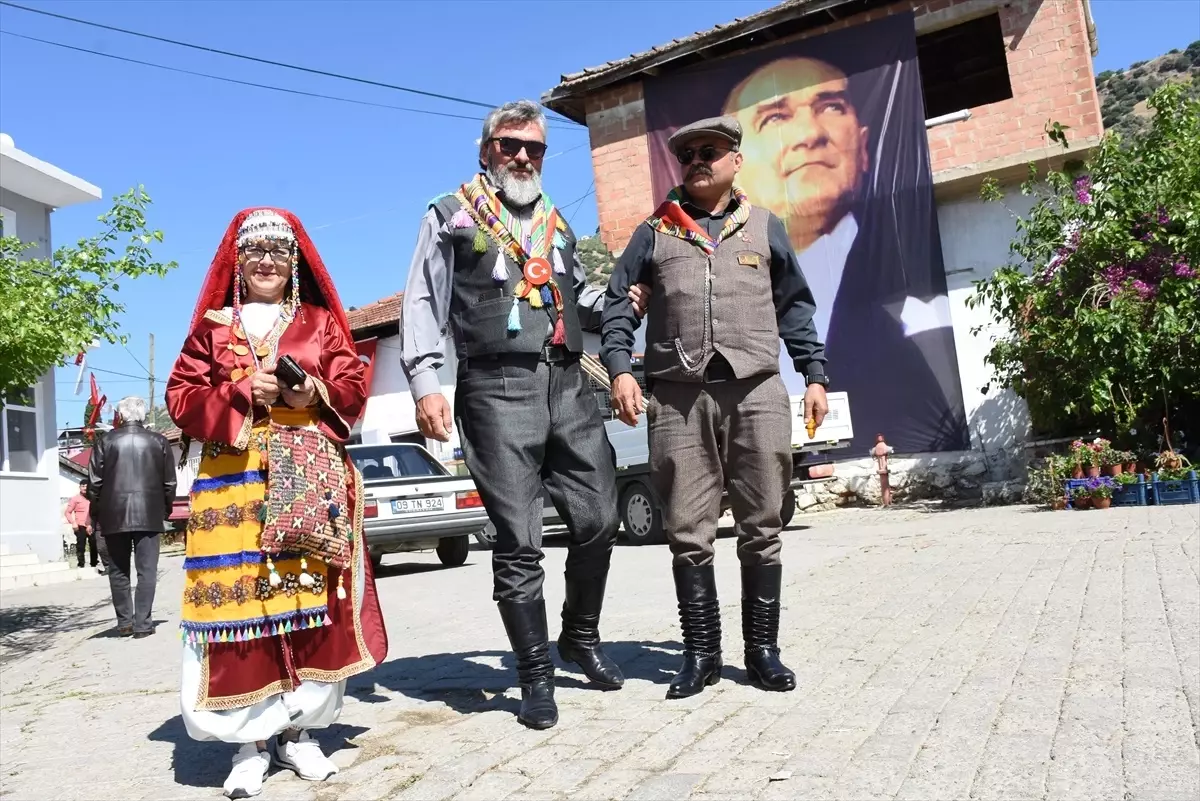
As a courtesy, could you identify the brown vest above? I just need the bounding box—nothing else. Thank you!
[643,206,779,382]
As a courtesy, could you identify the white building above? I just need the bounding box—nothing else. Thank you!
[0,133,103,563]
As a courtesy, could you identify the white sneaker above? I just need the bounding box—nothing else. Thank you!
[270,730,339,781]
[223,743,269,799]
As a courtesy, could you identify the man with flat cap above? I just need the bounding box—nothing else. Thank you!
[601,115,829,699]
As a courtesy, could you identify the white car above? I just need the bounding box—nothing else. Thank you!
[347,443,490,570]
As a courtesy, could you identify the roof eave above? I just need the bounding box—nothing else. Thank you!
[540,0,863,122]
[0,147,102,210]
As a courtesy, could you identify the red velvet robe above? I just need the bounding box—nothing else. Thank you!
[167,303,387,708]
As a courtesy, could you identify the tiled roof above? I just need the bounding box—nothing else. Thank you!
[541,0,870,121]
[60,453,88,478]
[348,292,403,334]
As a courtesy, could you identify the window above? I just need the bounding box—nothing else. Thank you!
[349,444,447,481]
[0,206,14,239]
[1,385,43,474]
[917,13,1013,119]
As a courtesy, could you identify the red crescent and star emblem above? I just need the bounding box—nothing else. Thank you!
[523,257,552,287]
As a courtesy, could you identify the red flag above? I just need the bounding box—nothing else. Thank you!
[354,338,379,394]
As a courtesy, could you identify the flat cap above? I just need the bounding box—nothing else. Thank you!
[667,115,742,154]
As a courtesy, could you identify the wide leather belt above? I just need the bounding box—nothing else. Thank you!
[467,345,576,367]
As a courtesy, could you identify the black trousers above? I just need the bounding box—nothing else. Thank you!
[103,532,160,633]
[455,353,620,602]
[74,526,98,568]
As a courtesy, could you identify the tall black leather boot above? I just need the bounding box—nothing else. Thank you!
[497,600,559,729]
[557,573,625,689]
[666,564,723,699]
[741,565,796,692]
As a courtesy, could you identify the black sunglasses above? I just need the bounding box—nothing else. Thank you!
[489,137,548,160]
[675,144,734,166]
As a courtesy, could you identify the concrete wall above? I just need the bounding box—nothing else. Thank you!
[583,0,1102,253]
[0,369,64,563]
[0,190,62,561]
[0,188,51,257]
[358,334,461,461]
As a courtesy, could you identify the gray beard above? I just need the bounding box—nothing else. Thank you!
[487,163,542,208]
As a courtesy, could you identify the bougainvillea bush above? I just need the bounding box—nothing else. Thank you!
[968,81,1199,453]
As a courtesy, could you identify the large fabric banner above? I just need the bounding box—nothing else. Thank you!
[642,11,970,454]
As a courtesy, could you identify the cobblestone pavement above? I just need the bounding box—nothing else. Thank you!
[1,503,1197,801]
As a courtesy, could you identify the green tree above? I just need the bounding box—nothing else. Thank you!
[0,187,177,396]
[577,231,617,288]
[968,81,1199,453]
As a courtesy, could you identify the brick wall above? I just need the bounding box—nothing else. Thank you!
[583,0,1103,253]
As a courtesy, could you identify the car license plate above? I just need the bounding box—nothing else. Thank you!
[392,497,444,514]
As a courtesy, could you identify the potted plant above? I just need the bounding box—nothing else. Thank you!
[1087,476,1117,509]
[1103,445,1124,476]
[1069,440,1091,478]
[1071,485,1092,509]
[1121,450,1138,474]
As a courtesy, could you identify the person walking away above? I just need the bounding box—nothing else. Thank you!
[64,480,102,572]
[601,116,830,698]
[88,397,175,638]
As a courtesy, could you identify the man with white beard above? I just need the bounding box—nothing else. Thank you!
[400,100,631,730]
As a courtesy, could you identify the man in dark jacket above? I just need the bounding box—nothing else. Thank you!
[88,396,176,638]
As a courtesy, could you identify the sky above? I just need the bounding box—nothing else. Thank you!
[0,0,1197,429]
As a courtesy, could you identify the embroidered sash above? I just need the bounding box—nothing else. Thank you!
[645,185,752,255]
[449,174,572,341]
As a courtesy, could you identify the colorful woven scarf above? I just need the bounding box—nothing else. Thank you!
[451,174,572,342]
[645,185,752,255]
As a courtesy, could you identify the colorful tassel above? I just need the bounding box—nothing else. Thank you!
[450,209,473,229]
[337,575,347,600]
[257,503,267,523]
[528,287,544,309]
[473,229,488,254]
[552,248,566,275]
[506,298,522,333]
[491,252,508,283]
[328,503,340,520]
[553,230,566,249]
[299,557,315,587]
[540,285,553,306]
[550,316,566,346]
[324,613,333,626]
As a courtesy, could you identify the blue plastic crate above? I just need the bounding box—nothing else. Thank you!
[1148,471,1200,505]
[1062,476,1126,509]
[1112,475,1148,507]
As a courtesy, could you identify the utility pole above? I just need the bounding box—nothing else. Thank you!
[148,333,156,429]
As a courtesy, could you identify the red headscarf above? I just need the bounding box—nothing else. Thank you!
[186,207,352,341]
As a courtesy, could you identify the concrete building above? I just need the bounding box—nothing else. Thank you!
[1,133,103,565]
[539,0,1104,504]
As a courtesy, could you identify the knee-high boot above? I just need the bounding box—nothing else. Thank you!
[666,564,723,699]
[557,571,625,689]
[741,565,796,692]
[498,600,559,729]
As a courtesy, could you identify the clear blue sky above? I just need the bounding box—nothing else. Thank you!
[0,0,1195,428]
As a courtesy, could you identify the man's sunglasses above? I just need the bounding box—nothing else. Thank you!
[675,144,734,166]
[489,137,548,160]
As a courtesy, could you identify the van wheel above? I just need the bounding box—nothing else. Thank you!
[620,481,664,546]
[781,488,797,528]
[437,536,470,566]
[369,552,385,571]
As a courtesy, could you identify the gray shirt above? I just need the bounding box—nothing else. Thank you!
[400,205,605,402]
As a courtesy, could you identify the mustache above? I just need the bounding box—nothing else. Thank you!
[686,165,713,179]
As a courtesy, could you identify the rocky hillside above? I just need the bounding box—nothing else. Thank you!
[1096,40,1200,141]
[578,231,617,288]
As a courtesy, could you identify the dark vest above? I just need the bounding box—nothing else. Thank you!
[431,195,583,359]
[643,205,778,382]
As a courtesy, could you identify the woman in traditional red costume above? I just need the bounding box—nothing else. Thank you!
[166,208,387,799]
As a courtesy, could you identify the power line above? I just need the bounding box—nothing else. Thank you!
[0,1,582,126]
[562,182,596,224]
[77,365,168,384]
[0,31,581,131]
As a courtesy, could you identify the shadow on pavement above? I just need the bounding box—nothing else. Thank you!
[147,715,368,789]
[348,638,756,718]
[0,598,112,665]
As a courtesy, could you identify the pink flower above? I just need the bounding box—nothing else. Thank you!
[1175,262,1195,278]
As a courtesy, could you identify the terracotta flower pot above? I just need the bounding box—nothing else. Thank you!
[1093,496,1112,510]
[1072,464,1085,479]
[1085,466,1100,478]
[1075,496,1092,509]
[1051,497,1067,511]
[1106,464,1123,476]
[1125,461,1138,474]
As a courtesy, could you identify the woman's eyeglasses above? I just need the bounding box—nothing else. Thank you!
[675,145,733,166]
[489,137,548,160]
[242,246,292,263]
